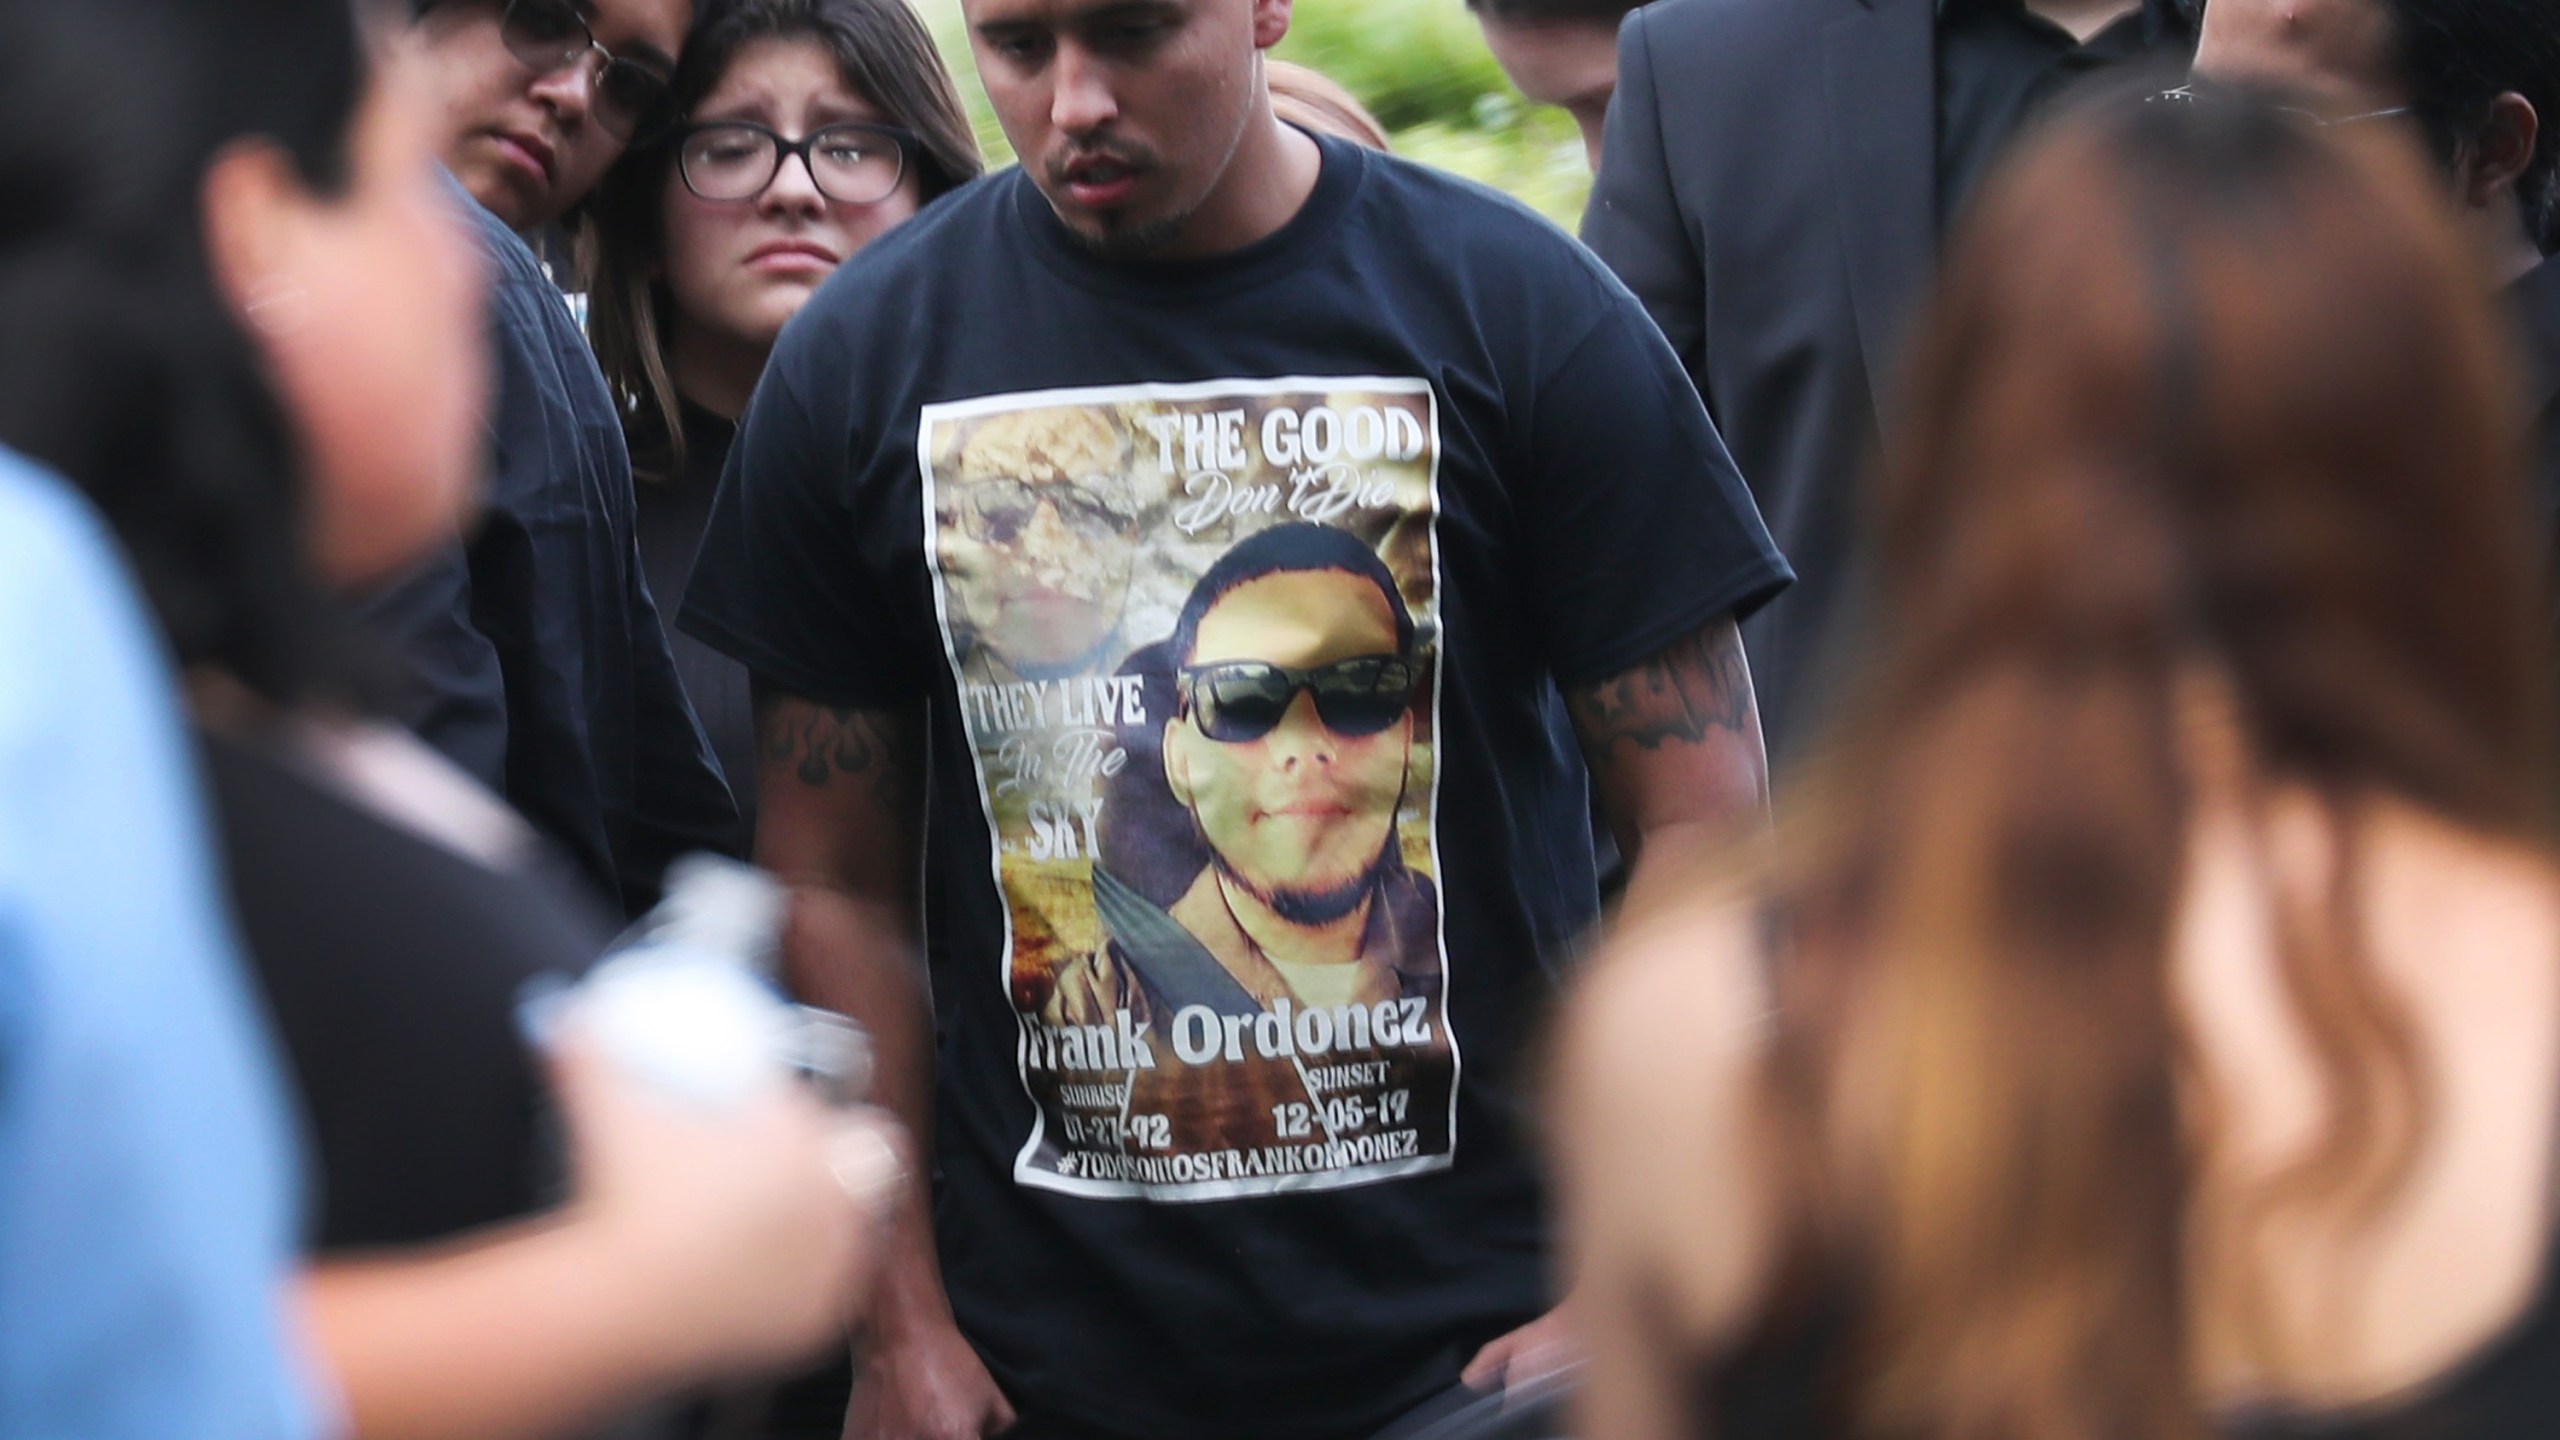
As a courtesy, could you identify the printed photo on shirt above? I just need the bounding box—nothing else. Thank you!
[920,377,1454,1200]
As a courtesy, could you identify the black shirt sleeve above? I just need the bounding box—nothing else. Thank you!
[354,545,510,791]
[364,205,741,918]
[1518,302,1791,689]
[678,365,922,709]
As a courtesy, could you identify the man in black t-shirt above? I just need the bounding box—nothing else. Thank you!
[679,1,1790,1436]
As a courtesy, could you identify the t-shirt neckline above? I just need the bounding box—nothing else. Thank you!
[1011,129,1367,302]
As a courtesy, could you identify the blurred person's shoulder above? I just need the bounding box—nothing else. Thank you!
[1556,877,1784,1343]
[0,451,135,713]
[1568,876,1773,1087]
[0,443,86,537]
[0,447,132,632]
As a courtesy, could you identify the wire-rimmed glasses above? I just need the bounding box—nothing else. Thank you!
[497,0,673,142]
[2148,82,2415,129]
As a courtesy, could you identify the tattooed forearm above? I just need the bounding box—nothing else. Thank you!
[757,698,918,811]
[1570,619,1769,865]
[1568,619,1756,756]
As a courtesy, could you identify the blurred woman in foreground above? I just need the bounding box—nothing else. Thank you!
[0,2,891,1436]
[1558,93,2560,1440]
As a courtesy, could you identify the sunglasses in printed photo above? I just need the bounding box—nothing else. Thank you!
[1178,656,1418,744]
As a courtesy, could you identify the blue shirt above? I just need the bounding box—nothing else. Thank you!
[357,181,739,917]
[0,450,313,1440]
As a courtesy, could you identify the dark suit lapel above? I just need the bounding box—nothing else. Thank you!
[1823,0,1939,433]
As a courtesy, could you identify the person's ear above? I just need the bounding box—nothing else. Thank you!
[2459,92,2539,210]
[201,138,321,341]
[1251,0,1294,52]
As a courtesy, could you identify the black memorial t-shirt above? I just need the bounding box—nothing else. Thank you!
[682,135,1789,1440]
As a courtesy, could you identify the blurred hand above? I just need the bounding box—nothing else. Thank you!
[841,1317,1017,1440]
[1461,1300,1582,1398]
[546,1028,901,1378]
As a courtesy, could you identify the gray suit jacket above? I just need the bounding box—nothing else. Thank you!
[1584,0,1937,758]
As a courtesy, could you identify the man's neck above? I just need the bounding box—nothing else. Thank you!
[666,318,767,423]
[1217,871,1370,969]
[2022,0,2139,43]
[1148,104,1325,261]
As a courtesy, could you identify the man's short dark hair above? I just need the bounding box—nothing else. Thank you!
[2378,0,2560,251]
[1171,523,1417,668]
[1461,0,1640,23]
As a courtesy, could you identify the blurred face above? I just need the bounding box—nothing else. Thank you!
[940,408,1138,673]
[2192,0,2407,120]
[411,0,689,228]
[228,51,491,588]
[963,0,1291,257]
[661,38,924,360]
[1164,569,1413,926]
[1473,14,1619,172]
[2194,0,2546,277]
[945,472,1138,672]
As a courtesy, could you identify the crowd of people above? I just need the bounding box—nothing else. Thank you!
[0,0,2552,1438]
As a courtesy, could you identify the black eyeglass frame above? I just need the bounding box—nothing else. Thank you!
[498,0,673,141]
[674,120,922,205]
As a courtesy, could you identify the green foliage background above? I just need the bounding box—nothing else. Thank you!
[911,0,1594,227]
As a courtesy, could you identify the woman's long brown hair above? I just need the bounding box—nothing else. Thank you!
[1736,92,2549,1440]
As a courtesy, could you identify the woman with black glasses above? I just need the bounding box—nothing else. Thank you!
[586,0,980,840]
